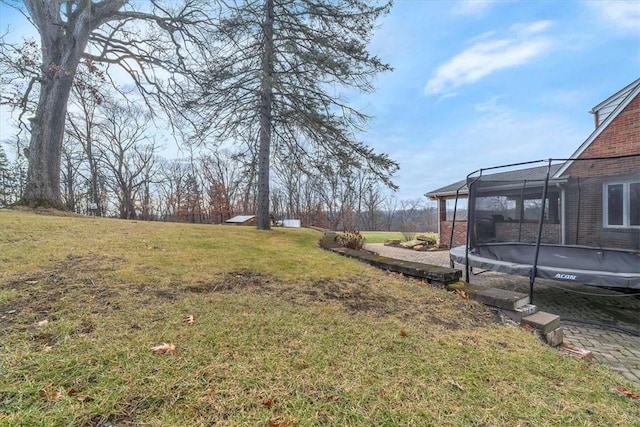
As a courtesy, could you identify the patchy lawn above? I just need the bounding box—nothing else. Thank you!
[360,231,438,244]
[0,209,638,426]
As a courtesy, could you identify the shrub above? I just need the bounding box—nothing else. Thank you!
[335,230,365,250]
[400,221,418,242]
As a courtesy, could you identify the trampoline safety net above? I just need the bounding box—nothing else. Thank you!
[453,154,640,291]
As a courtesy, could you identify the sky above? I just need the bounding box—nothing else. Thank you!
[1,0,639,201]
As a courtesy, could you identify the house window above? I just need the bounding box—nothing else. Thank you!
[604,181,640,228]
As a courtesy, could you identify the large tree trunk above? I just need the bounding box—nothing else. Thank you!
[256,0,275,230]
[21,0,126,209]
[23,73,75,208]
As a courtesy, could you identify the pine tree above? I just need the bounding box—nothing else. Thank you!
[195,0,398,229]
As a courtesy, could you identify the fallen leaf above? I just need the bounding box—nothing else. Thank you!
[454,289,469,300]
[43,345,53,352]
[328,395,340,401]
[183,314,195,326]
[25,280,38,285]
[77,396,95,403]
[261,397,274,407]
[151,342,179,356]
[400,330,407,338]
[35,320,49,327]
[377,389,386,396]
[38,390,47,399]
[610,387,640,400]
[268,416,296,427]
[67,388,78,397]
[51,391,61,400]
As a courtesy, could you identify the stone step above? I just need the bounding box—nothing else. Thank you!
[522,311,561,335]
[500,303,539,323]
[545,327,564,347]
[473,288,530,311]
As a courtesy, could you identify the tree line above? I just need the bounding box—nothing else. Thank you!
[0,125,436,232]
[0,0,408,230]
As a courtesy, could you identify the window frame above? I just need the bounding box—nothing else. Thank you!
[603,180,640,229]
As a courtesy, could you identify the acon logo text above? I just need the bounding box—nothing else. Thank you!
[554,273,577,280]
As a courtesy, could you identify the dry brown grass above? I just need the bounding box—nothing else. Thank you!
[0,209,638,426]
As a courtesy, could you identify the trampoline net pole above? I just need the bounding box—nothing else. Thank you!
[529,159,552,304]
[465,177,476,283]
[449,188,460,268]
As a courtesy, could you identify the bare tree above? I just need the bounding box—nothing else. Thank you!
[96,102,158,219]
[0,0,218,209]
[157,159,190,221]
[65,60,109,215]
[195,0,397,229]
[200,149,244,222]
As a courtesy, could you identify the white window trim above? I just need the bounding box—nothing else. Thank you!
[603,181,640,229]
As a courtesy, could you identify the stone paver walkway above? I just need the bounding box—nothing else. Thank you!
[365,243,640,384]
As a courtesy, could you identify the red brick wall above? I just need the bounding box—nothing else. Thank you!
[564,94,640,178]
[495,222,561,244]
[561,93,640,250]
[564,176,640,250]
[440,220,467,248]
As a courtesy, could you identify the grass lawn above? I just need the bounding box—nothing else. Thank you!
[1,209,638,426]
[360,231,438,244]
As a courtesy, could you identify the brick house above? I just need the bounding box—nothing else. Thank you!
[426,78,640,249]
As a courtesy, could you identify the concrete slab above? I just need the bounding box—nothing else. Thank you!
[473,287,530,311]
[522,311,561,335]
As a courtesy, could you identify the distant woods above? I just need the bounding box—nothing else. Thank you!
[0,137,437,232]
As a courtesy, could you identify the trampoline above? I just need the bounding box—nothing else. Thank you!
[450,243,640,290]
[448,154,640,300]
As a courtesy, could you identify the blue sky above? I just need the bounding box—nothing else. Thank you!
[361,0,640,199]
[1,0,639,201]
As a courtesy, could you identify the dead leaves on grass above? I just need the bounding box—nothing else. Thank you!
[150,313,195,356]
[610,387,640,400]
[452,289,469,300]
[151,342,179,356]
[39,388,94,403]
[268,415,297,427]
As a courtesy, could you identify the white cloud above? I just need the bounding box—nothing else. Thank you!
[425,20,555,95]
[452,0,495,16]
[587,1,640,34]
